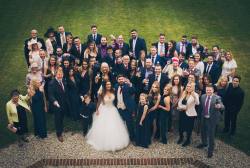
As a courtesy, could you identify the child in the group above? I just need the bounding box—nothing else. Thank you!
[80,95,96,136]
[135,93,150,148]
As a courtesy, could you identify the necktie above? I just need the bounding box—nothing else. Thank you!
[119,86,123,94]
[42,60,44,73]
[119,43,123,49]
[152,56,155,64]
[204,96,211,116]
[181,43,185,53]
[61,33,65,46]
[59,80,64,91]
[155,75,158,81]
[77,46,80,54]
[206,64,211,74]
[93,34,96,41]
[160,44,164,55]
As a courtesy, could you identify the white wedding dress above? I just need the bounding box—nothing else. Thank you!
[86,94,130,151]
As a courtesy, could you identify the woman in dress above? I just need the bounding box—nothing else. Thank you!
[194,53,204,75]
[67,68,81,121]
[148,81,161,143]
[63,34,74,53]
[86,81,130,151]
[158,85,171,144]
[170,75,184,132]
[29,78,47,139]
[135,93,150,148]
[84,41,99,61]
[221,51,237,82]
[44,27,57,56]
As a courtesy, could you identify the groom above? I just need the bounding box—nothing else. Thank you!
[114,74,136,141]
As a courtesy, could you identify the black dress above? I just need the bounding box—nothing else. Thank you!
[158,95,170,144]
[67,76,81,121]
[135,104,149,148]
[31,90,47,138]
[14,105,28,135]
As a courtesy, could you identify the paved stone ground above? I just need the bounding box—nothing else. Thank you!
[0,132,249,168]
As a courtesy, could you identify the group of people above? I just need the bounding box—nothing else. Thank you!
[6,25,245,158]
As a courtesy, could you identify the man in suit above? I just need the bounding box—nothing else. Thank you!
[186,35,204,59]
[48,68,70,142]
[152,33,168,57]
[129,29,147,59]
[140,58,154,93]
[223,75,245,136]
[148,65,170,94]
[70,37,86,65]
[204,54,221,84]
[98,36,108,59]
[114,74,136,141]
[197,84,224,158]
[176,35,190,55]
[178,52,189,70]
[24,29,46,67]
[115,35,130,56]
[87,25,102,45]
[146,46,165,68]
[56,25,71,48]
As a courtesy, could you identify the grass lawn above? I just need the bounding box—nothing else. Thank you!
[0,0,249,155]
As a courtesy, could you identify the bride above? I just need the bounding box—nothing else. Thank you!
[86,81,130,151]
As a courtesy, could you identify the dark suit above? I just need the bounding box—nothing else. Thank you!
[176,41,190,54]
[129,37,147,59]
[55,32,72,48]
[152,42,168,56]
[114,83,136,140]
[24,38,46,66]
[200,94,224,154]
[69,44,87,64]
[87,33,102,45]
[186,43,204,59]
[114,43,130,56]
[146,54,166,68]
[148,73,170,94]
[204,62,221,84]
[48,78,70,137]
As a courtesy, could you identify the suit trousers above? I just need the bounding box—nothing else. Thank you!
[54,106,65,137]
[224,109,239,134]
[118,108,135,141]
[201,118,216,154]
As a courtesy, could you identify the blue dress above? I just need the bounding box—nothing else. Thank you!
[31,90,47,138]
[135,104,150,148]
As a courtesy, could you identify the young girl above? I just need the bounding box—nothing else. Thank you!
[135,93,150,148]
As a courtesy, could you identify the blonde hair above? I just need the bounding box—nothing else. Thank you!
[164,84,172,96]
[149,81,160,97]
[216,76,228,88]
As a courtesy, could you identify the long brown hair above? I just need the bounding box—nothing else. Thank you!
[99,81,114,104]
[171,74,182,97]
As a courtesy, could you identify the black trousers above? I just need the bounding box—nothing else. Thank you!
[179,112,195,140]
[82,117,92,135]
[224,109,239,134]
[159,111,170,143]
[54,106,66,137]
[118,109,135,141]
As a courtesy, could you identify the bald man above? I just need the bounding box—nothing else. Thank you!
[24,29,46,67]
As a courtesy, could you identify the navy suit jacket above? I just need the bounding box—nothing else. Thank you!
[146,54,166,68]
[186,43,204,59]
[148,73,170,94]
[129,37,147,59]
[114,83,136,113]
[55,32,72,48]
[69,44,87,63]
[176,41,190,54]
[114,43,130,56]
[204,62,221,84]
[87,33,102,45]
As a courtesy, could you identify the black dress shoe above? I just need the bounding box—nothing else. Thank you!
[207,152,213,158]
[182,140,190,147]
[177,138,183,144]
[196,144,207,149]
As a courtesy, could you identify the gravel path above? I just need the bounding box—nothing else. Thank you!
[0,132,249,168]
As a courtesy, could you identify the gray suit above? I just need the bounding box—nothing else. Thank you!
[200,94,224,154]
